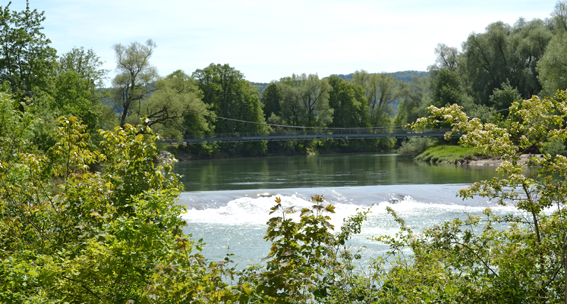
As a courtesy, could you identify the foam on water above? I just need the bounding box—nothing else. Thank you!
[178,185,522,267]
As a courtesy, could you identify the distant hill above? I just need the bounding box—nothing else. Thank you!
[329,70,428,83]
[251,70,429,93]
[250,82,269,93]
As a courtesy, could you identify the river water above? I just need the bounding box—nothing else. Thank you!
[173,153,517,268]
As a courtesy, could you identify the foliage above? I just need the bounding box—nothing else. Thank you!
[261,82,282,120]
[57,46,108,90]
[112,39,158,127]
[428,43,460,74]
[394,75,429,125]
[134,70,211,141]
[461,18,552,105]
[272,74,333,127]
[541,138,567,158]
[353,70,399,127]
[489,80,522,112]
[0,91,240,303]
[397,89,567,302]
[239,195,371,303]
[0,1,57,99]
[50,70,99,130]
[537,31,567,96]
[430,68,465,108]
[193,63,268,156]
[397,137,437,157]
[327,76,370,128]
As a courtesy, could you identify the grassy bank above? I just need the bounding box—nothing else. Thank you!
[416,145,479,164]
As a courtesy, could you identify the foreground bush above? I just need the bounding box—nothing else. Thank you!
[4,89,567,303]
[0,92,241,303]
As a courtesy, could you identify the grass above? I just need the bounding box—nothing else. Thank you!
[415,145,479,164]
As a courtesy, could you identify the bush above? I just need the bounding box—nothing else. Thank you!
[397,137,437,156]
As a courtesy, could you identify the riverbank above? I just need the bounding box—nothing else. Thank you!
[415,145,479,164]
[415,145,537,165]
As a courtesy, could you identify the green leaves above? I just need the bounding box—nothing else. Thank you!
[387,89,567,302]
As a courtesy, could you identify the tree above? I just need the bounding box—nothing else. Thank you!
[50,47,110,131]
[50,70,99,130]
[489,80,521,111]
[431,69,465,108]
[57,46,108,90]
[353,70,399,127]
[261,82,283,120]
[111,39,158,127]
[461,19,552,105]
[428,43,460,74]
[0,1,57,99]
[552,0,567,33]
[394,75,429,125]
[327,76,370,128]
[193,63,268,155]
[273,81,302,126]
[537,31,567,96]
[293,73,333,127]
[134,70,211,140]
[267,74,333,128]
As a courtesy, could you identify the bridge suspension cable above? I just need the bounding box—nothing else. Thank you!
[186,105,510,134]
[188,110,405,130]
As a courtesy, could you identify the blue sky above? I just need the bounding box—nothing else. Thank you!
[8,0,560,83]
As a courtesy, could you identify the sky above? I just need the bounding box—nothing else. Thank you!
[7,0,560,84]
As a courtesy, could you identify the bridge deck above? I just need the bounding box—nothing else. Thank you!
[173,128,454,143]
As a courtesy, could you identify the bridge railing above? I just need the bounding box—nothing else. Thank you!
[180,127,453,141]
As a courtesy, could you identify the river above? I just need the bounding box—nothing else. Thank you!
[173,153,516,268]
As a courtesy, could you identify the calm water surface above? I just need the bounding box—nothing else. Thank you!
[174,153,500,191]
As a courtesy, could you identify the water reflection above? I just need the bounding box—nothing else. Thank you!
[173,153,501,192]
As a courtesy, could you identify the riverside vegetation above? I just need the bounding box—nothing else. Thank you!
[4,81,567,303]
[4,0,567,302]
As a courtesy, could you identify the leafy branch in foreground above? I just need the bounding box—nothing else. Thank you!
[239,195,372,303]
[0,91,242,303]
[377,89,567,303]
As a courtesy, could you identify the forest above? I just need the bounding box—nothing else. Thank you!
[3,0,567,303]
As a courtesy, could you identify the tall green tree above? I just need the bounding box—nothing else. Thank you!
[272,81,302,126]
[327,76,369,128]
[395,75,429,125]
[111,39,158,127]
[193,63,267,155]
[428,43,460,75]
[269,74,333,127]
[537,31,567,96]
[293,73,333,127]
[0,1,56,99]
[51,47,110,131]
[461,18,552,105]
[134,70,211,140]
[431,69,465,108]
[261,82,283,121]
[552,0,567,33]
[57,46,108,90]
[353,70,399,127]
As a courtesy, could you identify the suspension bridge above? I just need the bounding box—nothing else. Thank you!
[175,127,456,143]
